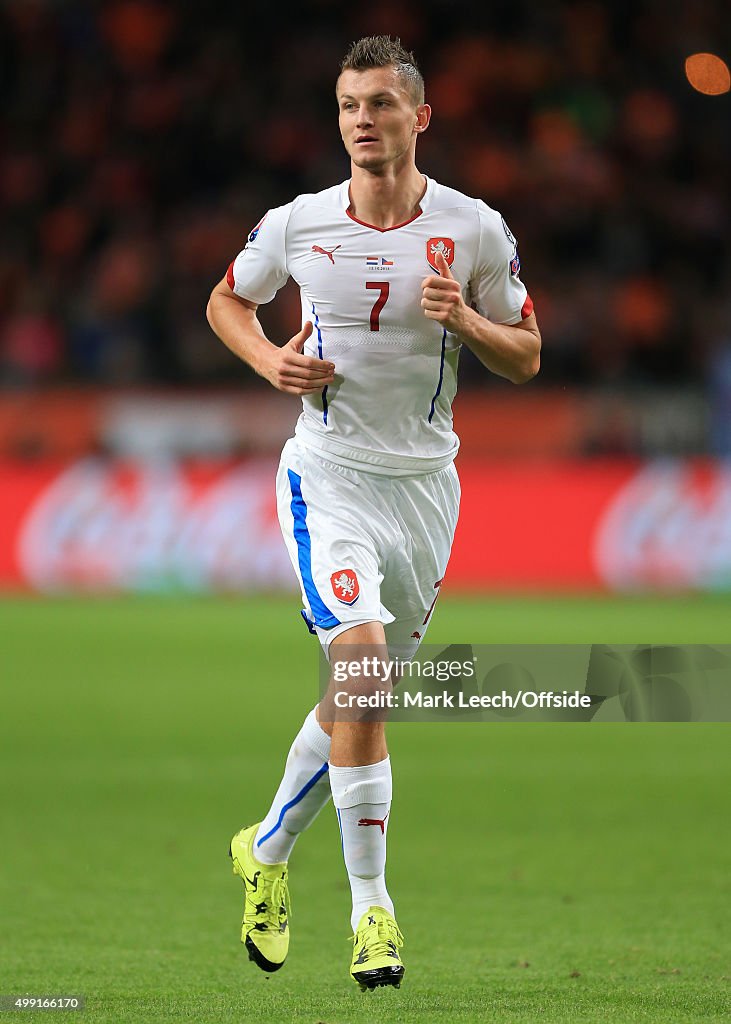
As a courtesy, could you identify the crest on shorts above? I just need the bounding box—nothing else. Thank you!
[426,237,455,273]
[330,568,360,605]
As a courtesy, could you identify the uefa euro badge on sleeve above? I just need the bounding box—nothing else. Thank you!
[246,214,267,246]
[500,215,516,248]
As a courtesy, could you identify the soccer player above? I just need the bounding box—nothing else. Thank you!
[206,35,540,990]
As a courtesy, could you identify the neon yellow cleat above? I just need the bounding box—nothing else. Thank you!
[350,906,405,990]
[229,823,290,973]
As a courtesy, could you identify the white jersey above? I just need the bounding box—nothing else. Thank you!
[227,176,532,476]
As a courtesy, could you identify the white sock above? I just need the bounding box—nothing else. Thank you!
[254,707,332,865]
[329,756,394,931]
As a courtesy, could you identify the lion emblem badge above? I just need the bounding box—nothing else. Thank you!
[330,568,360,605]
[426,237,455,273]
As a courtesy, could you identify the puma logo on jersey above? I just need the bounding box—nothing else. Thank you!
[357,812,389,834]
[312,244,341,264]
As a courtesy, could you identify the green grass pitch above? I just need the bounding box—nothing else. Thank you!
[2,594,730,1023]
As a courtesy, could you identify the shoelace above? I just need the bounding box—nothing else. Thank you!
[350,917,404,959]
[245,871,291,933]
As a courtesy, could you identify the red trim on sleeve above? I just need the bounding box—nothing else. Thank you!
[226,261,235,291]
[521,294,534,319]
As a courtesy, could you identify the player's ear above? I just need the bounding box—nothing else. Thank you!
[414,104,431,133]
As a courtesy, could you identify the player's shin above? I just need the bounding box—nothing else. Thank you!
[253,706,332,864]
[329,754,394,931]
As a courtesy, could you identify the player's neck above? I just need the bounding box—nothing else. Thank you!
[348,165,426,230]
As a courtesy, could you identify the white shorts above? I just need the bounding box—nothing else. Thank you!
[276,437,460,661]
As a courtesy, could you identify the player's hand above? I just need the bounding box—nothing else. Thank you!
[421,250,468,334]
[260,320,336,395]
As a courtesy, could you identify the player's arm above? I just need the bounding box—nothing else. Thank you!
[206,277,335,395]
[421,251,540,384]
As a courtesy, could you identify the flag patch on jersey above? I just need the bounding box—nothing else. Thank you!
[426,237,455,273]
[366,256,394,269]
[330,568,360,605]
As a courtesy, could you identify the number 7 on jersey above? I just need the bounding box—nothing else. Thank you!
[366,281,390,332]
